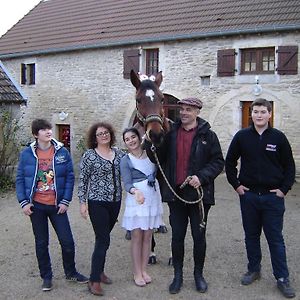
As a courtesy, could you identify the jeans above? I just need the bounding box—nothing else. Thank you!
[30,201,76,280]
[240,191,289,279]
[168,200,211,273]
[88,200,121,282]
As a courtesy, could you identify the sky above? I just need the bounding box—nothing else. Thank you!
[0,0,41,37]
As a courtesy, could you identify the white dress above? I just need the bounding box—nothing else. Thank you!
[122,154,163,231]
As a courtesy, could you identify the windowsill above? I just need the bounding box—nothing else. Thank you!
[236,74,279,84]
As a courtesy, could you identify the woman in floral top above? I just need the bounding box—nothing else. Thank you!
[78,122,124,296]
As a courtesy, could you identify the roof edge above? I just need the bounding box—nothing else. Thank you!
[0,24,300,59]
[0,60,28,102]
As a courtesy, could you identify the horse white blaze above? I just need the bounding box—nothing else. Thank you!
[146,89,155,102]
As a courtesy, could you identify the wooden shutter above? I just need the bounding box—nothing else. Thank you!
[29,64,35,85]
[21,63,26,84]
[277,46,298,75]
[123,49,140,79]
[217,49,236,76]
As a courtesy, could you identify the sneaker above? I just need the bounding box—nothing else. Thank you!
[42,279,52,291]
[277,278,296,298]
[66,272,88,283]
[241,271,261,285]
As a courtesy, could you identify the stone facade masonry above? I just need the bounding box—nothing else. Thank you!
[2,31,300,177]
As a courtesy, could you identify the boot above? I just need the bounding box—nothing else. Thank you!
[194,269,207,293]
[88,281,104,296]
[169,269,183,294]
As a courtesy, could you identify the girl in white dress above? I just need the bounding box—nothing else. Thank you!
[120,127,163,287]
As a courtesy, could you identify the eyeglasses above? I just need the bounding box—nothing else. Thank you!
[96,131,110,137]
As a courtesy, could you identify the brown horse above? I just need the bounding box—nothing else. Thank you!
[130,70,171,146]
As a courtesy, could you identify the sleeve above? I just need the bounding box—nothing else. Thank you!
[61,149,75,205]
[77,151,92,203]
[225,133,241,190]
[120,155,135,193]
[197,131,225,185]
[15,150,30,208]
[279,134,296,194]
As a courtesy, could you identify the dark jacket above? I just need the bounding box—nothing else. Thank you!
[225,124,295,195]
[146,117,224,204]
[16,139,75,208]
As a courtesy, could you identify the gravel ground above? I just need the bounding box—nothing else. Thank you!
[0,174,299,300]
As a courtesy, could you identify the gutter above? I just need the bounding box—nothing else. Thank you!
[0,24,300,59]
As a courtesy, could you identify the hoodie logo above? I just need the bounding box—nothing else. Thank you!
[55,155,67,164]
[266,144,277,152]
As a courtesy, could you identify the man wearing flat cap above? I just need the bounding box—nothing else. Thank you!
[146,97,224,294]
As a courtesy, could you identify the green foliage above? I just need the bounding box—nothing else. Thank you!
[76,136,87,155]
[0,108,22,192]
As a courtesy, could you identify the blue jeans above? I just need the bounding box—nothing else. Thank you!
[30,202,76,280]
[240,191,289,279]
[88,200,121,282]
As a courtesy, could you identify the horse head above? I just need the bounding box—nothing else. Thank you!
[130,70,167,146]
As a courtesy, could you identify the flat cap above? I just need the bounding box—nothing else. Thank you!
[177,97,203,109]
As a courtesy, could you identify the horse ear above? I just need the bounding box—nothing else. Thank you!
[130,70,141,89]
[155,71,163,87]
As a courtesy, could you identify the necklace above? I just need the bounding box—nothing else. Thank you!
[132,150,144,158]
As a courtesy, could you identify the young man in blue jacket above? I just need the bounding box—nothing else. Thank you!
[225,98,296,299]
[16,119,87,291]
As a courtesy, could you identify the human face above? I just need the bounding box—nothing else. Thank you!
[179,104,199,128]
[35,128,52,145]
[96,127,111,145]
[251,105,271,129]
[123,131,141,152]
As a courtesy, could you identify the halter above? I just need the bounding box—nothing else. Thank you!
[135,107,164,126]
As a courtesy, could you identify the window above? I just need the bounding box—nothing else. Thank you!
[21,63,35,85]
[241,101,273,128]
[163,94,180,121]
[241,48,275,74]
[146,49,159,76]
[201,76,210,86]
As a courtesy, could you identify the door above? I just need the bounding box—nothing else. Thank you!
[58,125,71,152]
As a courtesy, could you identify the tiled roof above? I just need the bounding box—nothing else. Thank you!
[0,0,299,58]
[0,61,26,103]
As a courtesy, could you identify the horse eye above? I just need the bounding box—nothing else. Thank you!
[161,98,164,104]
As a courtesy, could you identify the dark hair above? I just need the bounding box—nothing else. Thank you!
[86,122,116,149]
[122,127,141,142]
[251,98,272,112]
[31,119,52,135]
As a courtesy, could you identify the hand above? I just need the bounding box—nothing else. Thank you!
[80,202,88,219]
[134,190,145,205]
[270,189,284,198]
[22,203,33,216]
[188,175,201,189]
[57,203,68,214]
[236,185,249,195]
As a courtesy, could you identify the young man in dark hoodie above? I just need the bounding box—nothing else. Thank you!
[225,98,296,299]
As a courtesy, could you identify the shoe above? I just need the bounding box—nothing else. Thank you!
[100,272,112,284]
[88,281,104,296]
[125,230,131,240]
[169,273,183,294]
[158,225,168,233]
[142,272,152,284]
[241,271,261,285]
[134,276,146,287]
[194,274,207,293]
[277,278,296,298]
[148,253,157,265]
[66,272,89,283]
[42,279,52,292]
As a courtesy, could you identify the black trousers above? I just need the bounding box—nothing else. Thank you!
[168,200,210,274]
[88,200,121,282]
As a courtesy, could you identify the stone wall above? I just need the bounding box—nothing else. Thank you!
[2,31,300,176]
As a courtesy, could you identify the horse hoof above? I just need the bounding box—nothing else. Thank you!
[148,255,157,265]
[158,225,168,233]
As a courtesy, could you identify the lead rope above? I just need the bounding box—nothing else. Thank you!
[150,145,206,229]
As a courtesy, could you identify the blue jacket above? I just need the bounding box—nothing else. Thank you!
[16,139,75,208]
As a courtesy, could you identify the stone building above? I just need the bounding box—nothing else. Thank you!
[0,0,299,175]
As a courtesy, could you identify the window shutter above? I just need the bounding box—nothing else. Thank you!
[123,49,140,79]
[217,49,236,77]
[21,63,26,84]
[277,46,298,75]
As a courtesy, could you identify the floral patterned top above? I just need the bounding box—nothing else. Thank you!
[78,147,125,203]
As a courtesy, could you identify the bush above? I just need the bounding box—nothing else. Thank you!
[0,108,23,192]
